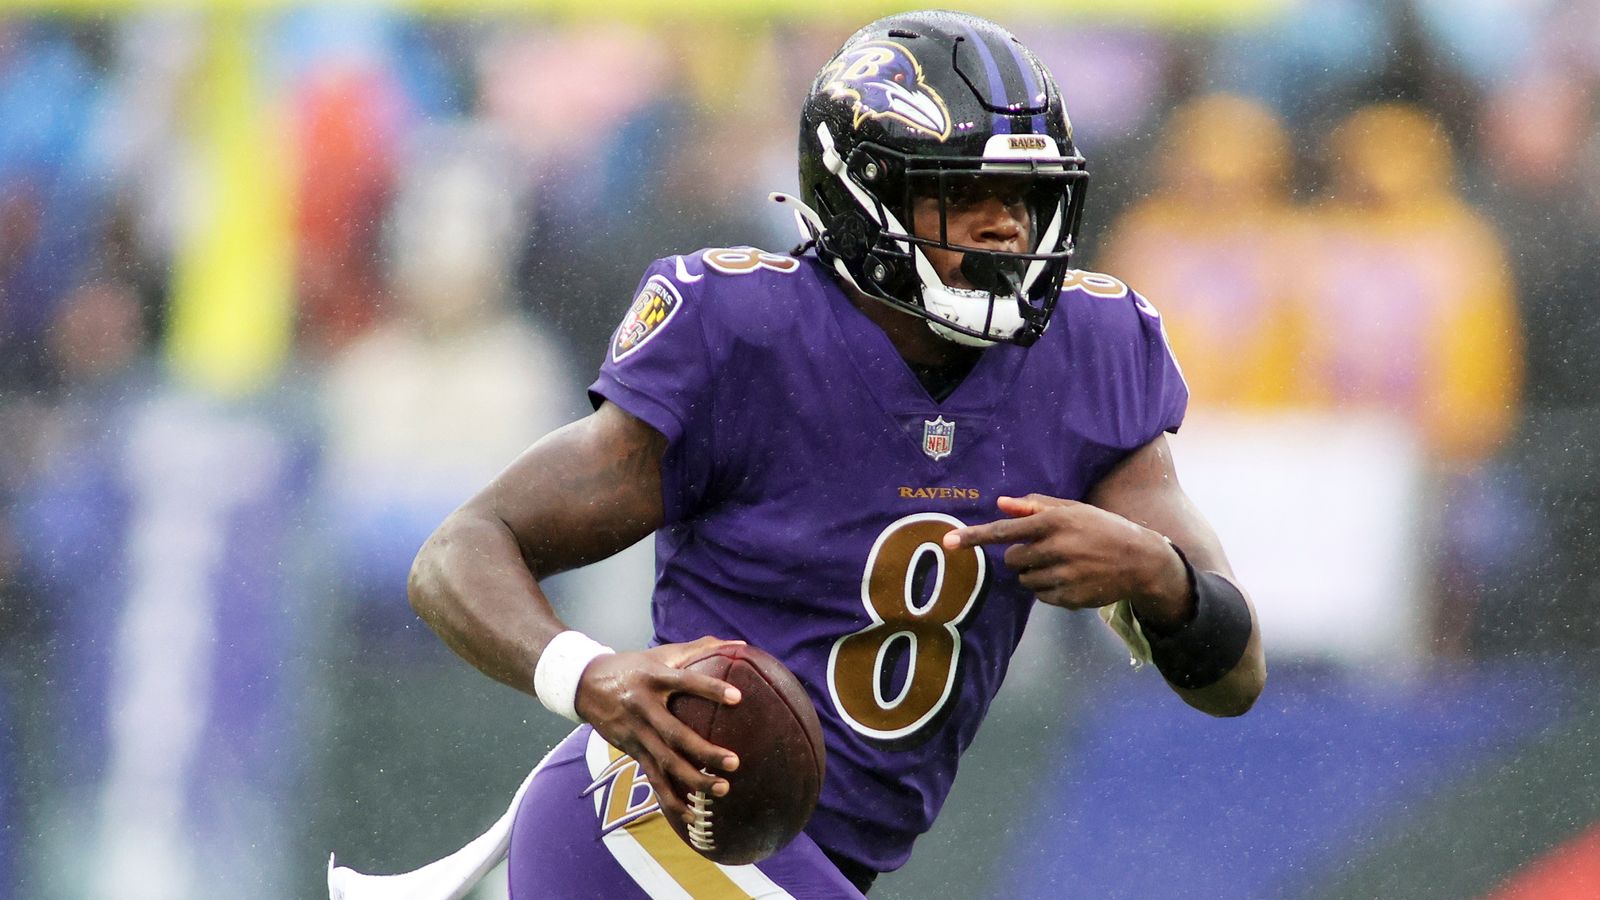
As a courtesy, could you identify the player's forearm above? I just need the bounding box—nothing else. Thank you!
[408,508,569,696]
[1168,623,1265,717]
[1132,542,1266,717]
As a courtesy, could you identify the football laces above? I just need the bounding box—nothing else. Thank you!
[686,787,716,851]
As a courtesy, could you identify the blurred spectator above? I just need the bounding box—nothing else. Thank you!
[1292,102,1524,655]
[1477,67,1600,653]
[15,273,315,899]
[317,126,578,618]
[1098,93,1304,410]
[490,21,791,355]
[279,9,474,360]
[292,63,404,358]
[0,22,109,393]
[1295,103,1521,468]
[1207,0,1393,128]
[0,277,152,899]
[1479,70,1600,418]
[1028,25,1171,148]
[309,125,642,891]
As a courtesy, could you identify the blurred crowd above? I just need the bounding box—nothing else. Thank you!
[1,3,1598,897]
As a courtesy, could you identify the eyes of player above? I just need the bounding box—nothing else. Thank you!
[911,177,1034,240]
[942,177,1030,213]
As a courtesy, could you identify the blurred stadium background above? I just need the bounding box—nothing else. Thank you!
[0,1,1597,897]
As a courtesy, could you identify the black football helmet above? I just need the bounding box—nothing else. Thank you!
[783,11,1088,347]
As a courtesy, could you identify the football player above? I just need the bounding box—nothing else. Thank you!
[329,10,1265,898]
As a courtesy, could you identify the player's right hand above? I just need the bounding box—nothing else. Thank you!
[574,635,745,826]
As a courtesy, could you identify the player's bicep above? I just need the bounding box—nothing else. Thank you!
[1086,434,1234,579]
[467,400,666,578]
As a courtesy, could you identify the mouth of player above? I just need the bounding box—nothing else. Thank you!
[941,268,977,291]
[930,250,1027,298]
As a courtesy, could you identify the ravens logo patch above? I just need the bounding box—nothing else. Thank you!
[612,275,683,363]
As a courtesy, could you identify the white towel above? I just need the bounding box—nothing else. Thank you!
[1099,599,1152,668]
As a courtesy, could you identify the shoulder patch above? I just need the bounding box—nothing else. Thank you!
[612,274,684,363]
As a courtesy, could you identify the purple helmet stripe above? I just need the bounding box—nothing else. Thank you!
[1006,40,1047,135]
[959,22,1011,135]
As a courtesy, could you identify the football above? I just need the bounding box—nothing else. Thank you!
[665,643,827,865]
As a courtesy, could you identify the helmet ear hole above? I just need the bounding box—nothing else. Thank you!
[823,211,871,265]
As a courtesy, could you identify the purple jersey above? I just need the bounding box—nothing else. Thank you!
[588,247,1187,875]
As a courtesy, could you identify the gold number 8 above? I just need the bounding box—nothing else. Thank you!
[826,513,985,741]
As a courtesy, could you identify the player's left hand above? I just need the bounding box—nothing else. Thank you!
[943,494,1191,627]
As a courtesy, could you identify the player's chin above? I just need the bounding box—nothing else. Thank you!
[935,263,975,292]
[917,248,967,290]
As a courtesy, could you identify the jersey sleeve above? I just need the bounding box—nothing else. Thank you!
[587,257,722,524]
[1065,279,1190,457]
[1131,288,1190,440]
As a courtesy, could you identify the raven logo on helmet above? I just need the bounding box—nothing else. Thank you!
[819,41,951,142]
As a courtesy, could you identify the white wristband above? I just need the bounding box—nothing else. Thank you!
[534,631,615,723]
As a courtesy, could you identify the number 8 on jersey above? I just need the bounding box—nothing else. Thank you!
[826,513,987,742]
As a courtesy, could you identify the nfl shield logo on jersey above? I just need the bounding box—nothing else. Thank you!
[922,416,955,460]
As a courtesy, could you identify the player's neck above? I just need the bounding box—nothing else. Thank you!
[845,286,982,369]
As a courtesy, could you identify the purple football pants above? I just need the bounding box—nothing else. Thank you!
[508,726,865,899]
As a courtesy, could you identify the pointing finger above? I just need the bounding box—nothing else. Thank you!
[995,495,1037,517]
[942,514,1046,550]
[997,494,1081,517]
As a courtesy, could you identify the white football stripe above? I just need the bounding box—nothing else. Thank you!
[600,828,698,900]
[721,862,797,899]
